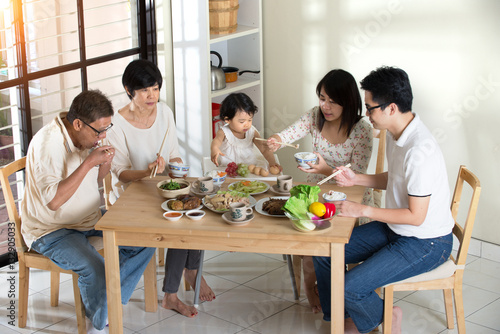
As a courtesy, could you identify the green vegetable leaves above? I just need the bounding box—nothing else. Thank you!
[161,180,181,190]
[283,184,321,220]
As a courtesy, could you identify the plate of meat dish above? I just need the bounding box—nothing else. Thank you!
[255,196,289,217]
[162,195,203,213]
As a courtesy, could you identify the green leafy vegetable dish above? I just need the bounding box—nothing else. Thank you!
[228,180,269,194]
[160,180,181,190]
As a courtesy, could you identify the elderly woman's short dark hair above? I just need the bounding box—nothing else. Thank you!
[122,59,163,99]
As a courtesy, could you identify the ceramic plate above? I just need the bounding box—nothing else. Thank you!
[255,196,289,217]
[202,192,257,213]
[221,212,254,226]
[269,184,291,195]
[227,180,270,195]
[190,184,221,196]
[161,199,203,213]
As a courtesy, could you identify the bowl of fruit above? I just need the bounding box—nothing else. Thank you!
[283,184,337,232]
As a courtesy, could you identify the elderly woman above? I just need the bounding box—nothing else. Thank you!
[106,59,215,317]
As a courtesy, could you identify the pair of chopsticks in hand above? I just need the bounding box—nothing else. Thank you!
[150,129,169,178]
[254,137,299,149]
[317,163,351,185]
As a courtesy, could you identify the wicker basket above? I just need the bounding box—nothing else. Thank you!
[209,0,239,35]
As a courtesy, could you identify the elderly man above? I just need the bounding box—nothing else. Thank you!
[21,90,155,332]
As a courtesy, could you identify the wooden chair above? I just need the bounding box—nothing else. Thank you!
[0,157,103,334]
[382,165,481,333]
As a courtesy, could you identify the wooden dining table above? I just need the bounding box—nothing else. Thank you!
[95,176,365,334]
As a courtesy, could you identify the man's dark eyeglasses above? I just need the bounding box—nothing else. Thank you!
[79,119,113,136]
[366,102,390,113]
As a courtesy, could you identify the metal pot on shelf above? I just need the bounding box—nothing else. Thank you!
[221,66,260,83]
[210,51,226,91]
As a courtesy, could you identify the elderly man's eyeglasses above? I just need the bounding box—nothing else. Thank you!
[79,119,113,136]
[366,102,390,113]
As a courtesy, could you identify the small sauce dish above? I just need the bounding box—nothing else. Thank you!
[186,210,206,220]
[163,211,183,221]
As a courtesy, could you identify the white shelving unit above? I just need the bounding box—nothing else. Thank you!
[171,0,263,176]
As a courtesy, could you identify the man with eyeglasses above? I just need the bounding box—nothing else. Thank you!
[313,67,454,333]
[21,90,155,332]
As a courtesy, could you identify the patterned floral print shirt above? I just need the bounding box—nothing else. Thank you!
[278,107,374,219]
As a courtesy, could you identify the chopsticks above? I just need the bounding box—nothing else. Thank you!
[254,137,299,149]
[150,128,169,178]
[317,163,351,185]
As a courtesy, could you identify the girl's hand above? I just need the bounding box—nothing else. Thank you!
[298,152,329,174]
[270,163,283,173]
[211,150,224,167]
[334,166,357,187]
[266,135,282,152]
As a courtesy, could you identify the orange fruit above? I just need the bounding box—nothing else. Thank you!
[309,202,326,218]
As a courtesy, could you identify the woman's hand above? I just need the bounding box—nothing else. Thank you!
[266,134,282,152]
[298,152,330,174]
[211,149,224,167]
[148,154,166,175]
[333,166,357,187]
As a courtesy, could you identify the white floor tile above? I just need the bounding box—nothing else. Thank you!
[394,300,449,333]
[466,297,500,331]
[463,258,500,294]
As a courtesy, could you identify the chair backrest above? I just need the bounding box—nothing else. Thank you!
[0,157,28,254]
[373,128,386,183]
[450,165,481,267]
[103,172,112,210]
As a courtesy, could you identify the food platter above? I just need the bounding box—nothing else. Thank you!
[228,180,270,195]
[202,192,257,213]
[161,199,203,213]
[255,196,289,217]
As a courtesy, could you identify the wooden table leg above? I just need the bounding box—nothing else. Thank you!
[143,252,158,312]
[331,243,345,334]
[103,231,123,334]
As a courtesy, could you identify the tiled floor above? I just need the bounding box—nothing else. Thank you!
[0,250,499,334]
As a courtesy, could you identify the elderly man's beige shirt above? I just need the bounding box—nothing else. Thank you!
[21,113,101,248]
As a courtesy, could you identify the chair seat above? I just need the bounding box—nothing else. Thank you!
[385,259,464,286]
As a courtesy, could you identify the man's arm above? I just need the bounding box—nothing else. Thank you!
[47,146,114,211]
[336,194,430,226]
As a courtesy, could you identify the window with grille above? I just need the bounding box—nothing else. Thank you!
[0,0,157,267]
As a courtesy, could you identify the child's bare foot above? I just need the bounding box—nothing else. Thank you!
[345,317,361,334]
[184,269,216,301]
[391,306,402,334]
[161,293,198,318]
[304,283,321,313]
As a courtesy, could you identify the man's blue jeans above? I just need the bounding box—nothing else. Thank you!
[313,221,452,333]
[31,228,155,330]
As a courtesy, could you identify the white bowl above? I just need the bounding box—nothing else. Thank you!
[205,171,227,186]
[294,152,317,169]
[185,210,206,220]
[163,211,183,221]
[168,163,190,177]
[322,191,347,202]
[157,179,191,199]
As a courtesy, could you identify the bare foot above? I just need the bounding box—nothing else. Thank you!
[184,269,216,302]
[345,317,361,334]
[391,306,402,334]
[304,283,321,313]
[161,293,198,318]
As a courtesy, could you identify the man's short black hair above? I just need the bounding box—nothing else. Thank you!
[360,66,413,112]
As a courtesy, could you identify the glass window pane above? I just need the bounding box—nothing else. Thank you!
[87,56,137,111]
[0,87,20,165]
[30,70,82,134]
[84,0,138,59]
[0,4,18,81]
[23,0,79,73]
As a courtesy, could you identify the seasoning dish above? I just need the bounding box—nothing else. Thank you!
[186,210,206,220]
[163,211,183,221]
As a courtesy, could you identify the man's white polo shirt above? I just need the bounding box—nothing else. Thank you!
[385,113,454,238]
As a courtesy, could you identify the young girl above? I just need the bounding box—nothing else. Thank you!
[211,93,281,172]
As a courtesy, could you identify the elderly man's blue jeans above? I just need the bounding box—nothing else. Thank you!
[31,228,155,330]
[313,221,452,333]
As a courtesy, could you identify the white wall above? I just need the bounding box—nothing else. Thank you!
[262,0,500,245]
